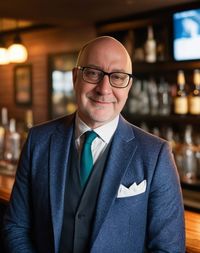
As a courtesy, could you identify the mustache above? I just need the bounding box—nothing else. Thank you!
[88,94,117,103]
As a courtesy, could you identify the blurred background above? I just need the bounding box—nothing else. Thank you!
[0,1,200,251]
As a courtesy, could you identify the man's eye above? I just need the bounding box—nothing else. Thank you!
[112,73,126,81]
[88,70,96,75]
[86,69,97,75]
[85,69,98,77]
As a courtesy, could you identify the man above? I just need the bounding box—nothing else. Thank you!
[3,36,185,252]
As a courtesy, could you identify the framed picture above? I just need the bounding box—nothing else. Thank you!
[48,52,78,119]
[14,64,32,106]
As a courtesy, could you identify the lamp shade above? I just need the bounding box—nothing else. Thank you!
[0,47,9,64]
[8,34,28,63]
[8,43,28,63]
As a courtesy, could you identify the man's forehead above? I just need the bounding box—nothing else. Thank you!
[85,37,122,52]
[77,36,132,71]
[80,39,127,62]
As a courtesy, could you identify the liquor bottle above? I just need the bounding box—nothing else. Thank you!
[0,107,9,160]
[4,118,21,168]
[180,125,198,183]
[138,80,150,114]
[158,78,171,115]
[165,127,176,151]
[148,78,159,115]
[174,70,188,115]
[189,69,200,115]
[1,107,9,128]
[144,26,156,63]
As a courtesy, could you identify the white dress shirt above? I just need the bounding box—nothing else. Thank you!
[75,114,119,164]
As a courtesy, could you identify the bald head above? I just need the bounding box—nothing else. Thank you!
[73,36,133,128]
[76,36,132,73]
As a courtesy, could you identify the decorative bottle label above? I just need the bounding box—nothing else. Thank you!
[189,97,200,114]
[174,70,188,115]
[174,97,188,114]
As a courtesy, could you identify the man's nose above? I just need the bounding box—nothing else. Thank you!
[95,74,112,94]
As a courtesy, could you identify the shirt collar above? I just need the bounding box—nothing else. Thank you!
[75,113,119,144]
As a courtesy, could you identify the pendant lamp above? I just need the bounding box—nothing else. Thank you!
[8,33,28,63]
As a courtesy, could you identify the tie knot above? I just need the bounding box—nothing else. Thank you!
[84,131,97,145]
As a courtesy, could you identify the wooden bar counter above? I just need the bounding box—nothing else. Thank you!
[0,174,15,203]
[0,173,200,252]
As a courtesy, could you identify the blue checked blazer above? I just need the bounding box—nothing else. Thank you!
[3,113,185,253]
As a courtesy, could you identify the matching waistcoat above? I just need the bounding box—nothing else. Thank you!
[59,137,112,253]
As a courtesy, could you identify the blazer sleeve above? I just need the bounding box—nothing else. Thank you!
[2,130,37,253]
[146,142,185,252]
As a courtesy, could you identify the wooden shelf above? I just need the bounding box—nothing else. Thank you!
[123,113,200,125]
[96,16,168,34]
[132,61,200,75]
[0,174,14,203]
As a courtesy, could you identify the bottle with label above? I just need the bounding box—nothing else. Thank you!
[189,69,200,115]
[4,118,21,169]
[174,70,188,115]
[144,26,156,63]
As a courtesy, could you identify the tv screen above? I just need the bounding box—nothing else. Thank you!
[173,8,200,61]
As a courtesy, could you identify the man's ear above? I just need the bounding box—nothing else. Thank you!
[72,67,77,87]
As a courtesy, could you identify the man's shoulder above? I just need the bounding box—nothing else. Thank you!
[122,118,171,160]
[122,117,167,146]
[30,113,75,136]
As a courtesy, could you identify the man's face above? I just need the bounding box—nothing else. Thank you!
[73,38,132,128]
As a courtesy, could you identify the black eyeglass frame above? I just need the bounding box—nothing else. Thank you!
[77,66,134,88]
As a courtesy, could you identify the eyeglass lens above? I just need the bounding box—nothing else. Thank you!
[82,67,130,87]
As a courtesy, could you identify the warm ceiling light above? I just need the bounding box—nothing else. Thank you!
[8,34,28,63]
[0,46,9,65]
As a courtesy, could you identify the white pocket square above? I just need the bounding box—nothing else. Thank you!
[117,180,147,198]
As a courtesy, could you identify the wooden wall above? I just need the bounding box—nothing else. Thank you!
[0,25,96,124]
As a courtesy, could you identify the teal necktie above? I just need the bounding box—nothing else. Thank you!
[80,131,97,187]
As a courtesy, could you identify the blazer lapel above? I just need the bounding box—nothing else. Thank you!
[91,116,138,246]
[49,115,74,253]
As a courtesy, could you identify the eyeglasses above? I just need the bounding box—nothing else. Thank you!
[77,66,133,88]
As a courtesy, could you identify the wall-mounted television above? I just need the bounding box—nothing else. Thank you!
[173,8,200,61]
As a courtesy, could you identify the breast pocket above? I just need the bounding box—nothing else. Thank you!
[116,190,148,207]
